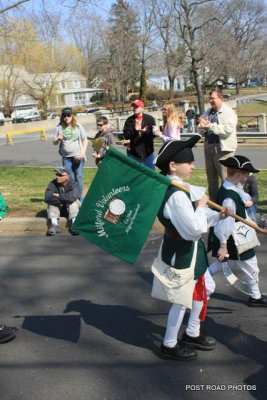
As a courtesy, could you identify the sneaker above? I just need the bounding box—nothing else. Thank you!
[47,224,60,236]
[180,332,216,351]
[159,343,197,361]
[248,295,267,307]
[0,323,17,344]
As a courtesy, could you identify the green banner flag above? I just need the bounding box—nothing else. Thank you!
[73,147,170,263]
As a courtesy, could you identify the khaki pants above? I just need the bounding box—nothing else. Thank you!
[204,142,235,202]
[47,200,80,221]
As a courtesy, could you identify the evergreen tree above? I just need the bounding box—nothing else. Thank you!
[108,0,140,103]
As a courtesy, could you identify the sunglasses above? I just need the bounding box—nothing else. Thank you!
[56,173,66,177]
[63,113,72,118]
[97,123,104,127]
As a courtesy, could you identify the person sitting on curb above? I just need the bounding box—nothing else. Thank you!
[0,322,16,344]
[45,167,80,236]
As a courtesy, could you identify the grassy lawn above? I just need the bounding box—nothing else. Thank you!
[1,166,267,218]
[237,102,267,115]
[237,102,267,126]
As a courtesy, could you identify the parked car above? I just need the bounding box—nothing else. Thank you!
[0,111,5,126]
[22,111,42,122]
[12,114,25,123]
[85,107,100,113]
[12,111,42,123]
[46,112,57,119]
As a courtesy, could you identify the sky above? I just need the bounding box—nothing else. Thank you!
[9,0,114,16]
[0,0,114,19]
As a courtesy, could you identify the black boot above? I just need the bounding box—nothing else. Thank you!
[180,332,216,351]
[159,343,197,361]
[248,295,267,307]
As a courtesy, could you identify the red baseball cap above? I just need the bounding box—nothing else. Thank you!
[131,99,144,108]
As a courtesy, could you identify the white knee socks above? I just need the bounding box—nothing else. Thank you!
[163,303,186,348]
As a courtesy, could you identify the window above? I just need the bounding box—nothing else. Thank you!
[74,93,87,103]
[73,80,81,88]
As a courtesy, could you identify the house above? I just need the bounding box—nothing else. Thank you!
[49,71,103,108]
[147,71,189,92]
[0,66,102,114]
[0,65,38,116]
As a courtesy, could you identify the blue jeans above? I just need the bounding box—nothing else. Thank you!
[128,153,156,170]
[63,157,85,200]
[247,204,258,224]
[187,119,194,133]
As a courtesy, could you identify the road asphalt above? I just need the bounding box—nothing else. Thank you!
[0,132,267,400]
[0,233,266,400]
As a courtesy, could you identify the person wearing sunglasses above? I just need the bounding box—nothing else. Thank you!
[53,107,88,200]
[45,167,80,236]
[91,116,115,166]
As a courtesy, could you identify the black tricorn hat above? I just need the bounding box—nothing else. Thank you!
[154,134,201,171]
[219,155,259,173]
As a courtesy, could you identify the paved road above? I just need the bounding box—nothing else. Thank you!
[1,132,267,169]
[0,234,266,400]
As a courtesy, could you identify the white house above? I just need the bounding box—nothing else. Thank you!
[147,71,189,91]
[50,71,103,108]
[0,66,102,114]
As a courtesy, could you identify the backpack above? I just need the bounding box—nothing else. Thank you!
[186,109,195,119]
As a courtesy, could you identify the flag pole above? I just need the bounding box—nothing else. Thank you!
[98,144,266,236]
[170,180,267,236]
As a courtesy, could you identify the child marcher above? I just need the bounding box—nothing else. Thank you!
[209,155,267,307]
[152,135,229,361]
[92,116,115,166]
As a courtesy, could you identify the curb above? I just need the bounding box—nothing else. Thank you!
[0,217,69,233]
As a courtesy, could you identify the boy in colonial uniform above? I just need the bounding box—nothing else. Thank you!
[152,136,228,361]
[209,155,267,307]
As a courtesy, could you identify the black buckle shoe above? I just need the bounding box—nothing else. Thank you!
[159,343,197,361]
[180,332,216,351]
[0,323,17,344]
[248,295,267,307]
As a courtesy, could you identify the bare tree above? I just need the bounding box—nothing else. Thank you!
[130,0,161,101]
[219,0,267,94]
[0,17,36,116]
[152,0,186,99]
[68,5,105,86]
[0,0,29,15]
[172,0,222,113]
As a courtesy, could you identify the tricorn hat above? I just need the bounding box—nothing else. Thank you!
[219,155,259,173]
[154,134,201,171]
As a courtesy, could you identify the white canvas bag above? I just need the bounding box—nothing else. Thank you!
[232,221,260,254]
[151,241,197,309]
